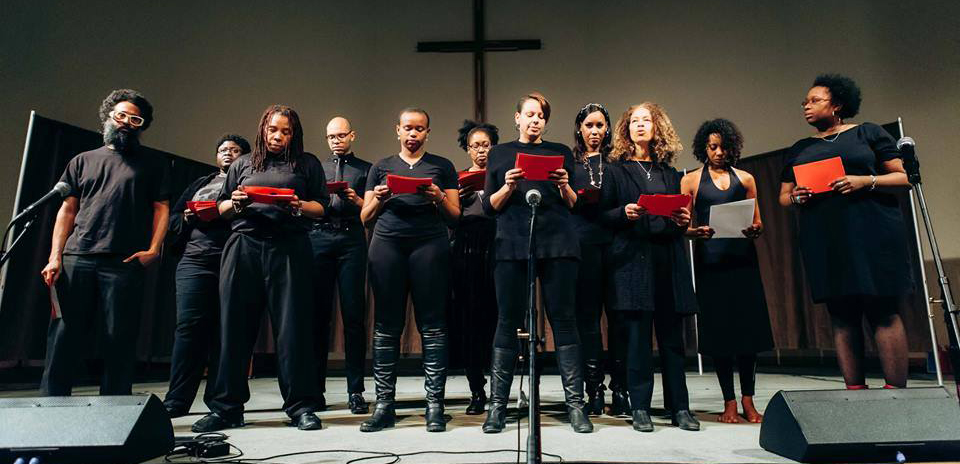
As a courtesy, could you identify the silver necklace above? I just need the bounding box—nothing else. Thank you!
[582,155,603,188]
[634,160,653,181]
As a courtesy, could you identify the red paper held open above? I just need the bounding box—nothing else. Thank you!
[637,194,691,216]
[186,201,219,222]
[241,186,296,204]
[326,181,348,194]
[515,153,564,181]
[386,174,432,194]
[793,156,845,194]
[458,170,486,191]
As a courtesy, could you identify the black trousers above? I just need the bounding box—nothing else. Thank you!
[209,233,320,420]
[622,309,690,411]
[714,354,757,401]
[493,258,580,350]
[164,253,221,411]
[41,254,144,396]
[367,233,449,402]
[309,224,368,394]
[576,243,606,362]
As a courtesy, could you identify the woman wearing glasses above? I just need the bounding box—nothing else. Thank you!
[779,74,913,390]
[448,120,500,415]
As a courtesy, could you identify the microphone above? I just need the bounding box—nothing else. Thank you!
[525,189,541,207]
[896,136,920,183]
[17,182,71,219]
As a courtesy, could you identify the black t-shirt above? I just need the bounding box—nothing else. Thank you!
[571,154,613,245]
[481,140,580,260]
[322,152,371,223]
[365,153,458,238]
[184,173,231,257]
[218,152,329,237]
[60,145,171,256]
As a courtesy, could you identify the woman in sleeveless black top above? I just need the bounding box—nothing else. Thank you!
[779,75,913,389]
[680,119,772,424]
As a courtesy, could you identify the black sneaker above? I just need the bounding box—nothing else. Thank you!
[191,413,243,433]
[348,393,369,414]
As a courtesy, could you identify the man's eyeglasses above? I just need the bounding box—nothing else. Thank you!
[109,110,145,127]
[327,132,353,141]
[217,147,243,155]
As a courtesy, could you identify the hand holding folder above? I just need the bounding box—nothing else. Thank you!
[326,181,348,194]
[186,201,219,222]
[515,153,564,181]
[792,156,845,194]
[637,194,691,216]
[458,170,486,191]
[241,186,296,204]
[386,174,433,194]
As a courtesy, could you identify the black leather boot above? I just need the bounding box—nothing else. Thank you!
[584,358,605,416]
[482,347,517,433]
[556,344,593,433]
[422,329,448,432]
[631,409,654,432]
[466,389,487,415]
[608,359,631,416]
[359,331,399,432]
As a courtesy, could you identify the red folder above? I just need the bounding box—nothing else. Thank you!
[386,174,432,194]
[637,194,691,216]
[186,200,219,222]
[326,181,349,194]
[241,186,296,204]
[577,188,600,204]
[793,156,845,194]
[515,153,564,181]
[458,170,486,191]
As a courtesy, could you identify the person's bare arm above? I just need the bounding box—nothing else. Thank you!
[123,200,169,266]
[40,197,79,286]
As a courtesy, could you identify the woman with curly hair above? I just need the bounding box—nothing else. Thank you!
[680,119,772,423]
[570,103,629,416]
[599,102,699,432]
[448,120,500,415]
[779,74,913,390]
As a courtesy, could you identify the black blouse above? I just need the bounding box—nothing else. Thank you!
[571,154,614,245]
[482,140,580,261]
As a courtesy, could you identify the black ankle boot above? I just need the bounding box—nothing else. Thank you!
[466,390,487,415]
[609,388,631,416]
[360,402,396,432]
[425,402,446,432]
[482,347,517,433]
[584,358,605,416]
[556,344,593,433]
[631,409,654,432]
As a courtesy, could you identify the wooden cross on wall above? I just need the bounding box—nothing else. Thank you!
[417,0,541,122]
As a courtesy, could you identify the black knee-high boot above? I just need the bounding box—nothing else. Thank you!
[556,344,594,433]
[584,358,606,415]
[421,328,448,432]
[482,347,517,433]
[360,331,398,432]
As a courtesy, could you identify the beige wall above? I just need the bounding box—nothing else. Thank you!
[1,0,958,260]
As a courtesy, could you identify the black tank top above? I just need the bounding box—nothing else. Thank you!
[694,166,754,265]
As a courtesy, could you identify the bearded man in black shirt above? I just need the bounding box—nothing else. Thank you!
[39,89,171,396]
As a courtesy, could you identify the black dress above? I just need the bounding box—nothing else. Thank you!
[692,167,773,356]
[780,123,914,303]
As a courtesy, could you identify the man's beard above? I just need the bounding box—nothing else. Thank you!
[103,122,141,153]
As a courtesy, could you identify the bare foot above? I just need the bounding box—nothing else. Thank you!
[718,400,742,423]
[742,396,763,423]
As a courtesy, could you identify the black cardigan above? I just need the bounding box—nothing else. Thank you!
[598,161,697,314]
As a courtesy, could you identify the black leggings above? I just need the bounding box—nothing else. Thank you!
[713,354,757,401]
[575,243,606,362]
[368,234,449,338]
[493,258,580,350]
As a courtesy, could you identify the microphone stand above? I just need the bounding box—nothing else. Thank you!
[0,211,41,268]
[903,146,960,401]
[518,198,542,464]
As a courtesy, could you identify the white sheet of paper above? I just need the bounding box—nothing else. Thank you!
[708,198,755,238]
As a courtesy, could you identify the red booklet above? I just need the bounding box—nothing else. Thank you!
[458,170,486,191]
[793,156,845,194]
[386,174,432,194]
[577,188,600,204]
[637,194,691,216]
[241,186,296,204]
[515,153,564,181]
[186,201,219,222]
[326,181,349,194]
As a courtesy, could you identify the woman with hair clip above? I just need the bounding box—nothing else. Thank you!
[193,105,328,433]
[448,120,500,415]
[570,103,629,416]
[481,92,593,434]
[599,102,699,432]
[680,119,773,423]
[360,108,460,432]
[780,74,913,390]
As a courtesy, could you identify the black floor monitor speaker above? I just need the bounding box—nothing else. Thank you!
[760,387,960,462]
[0,394,174,464]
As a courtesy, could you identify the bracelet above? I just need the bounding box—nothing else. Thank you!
[869,175,877,191]
[434,191,447,205]
[790,194,800,205]
[233,201,244,214]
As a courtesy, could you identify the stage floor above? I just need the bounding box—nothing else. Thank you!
[1,373,949,463]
